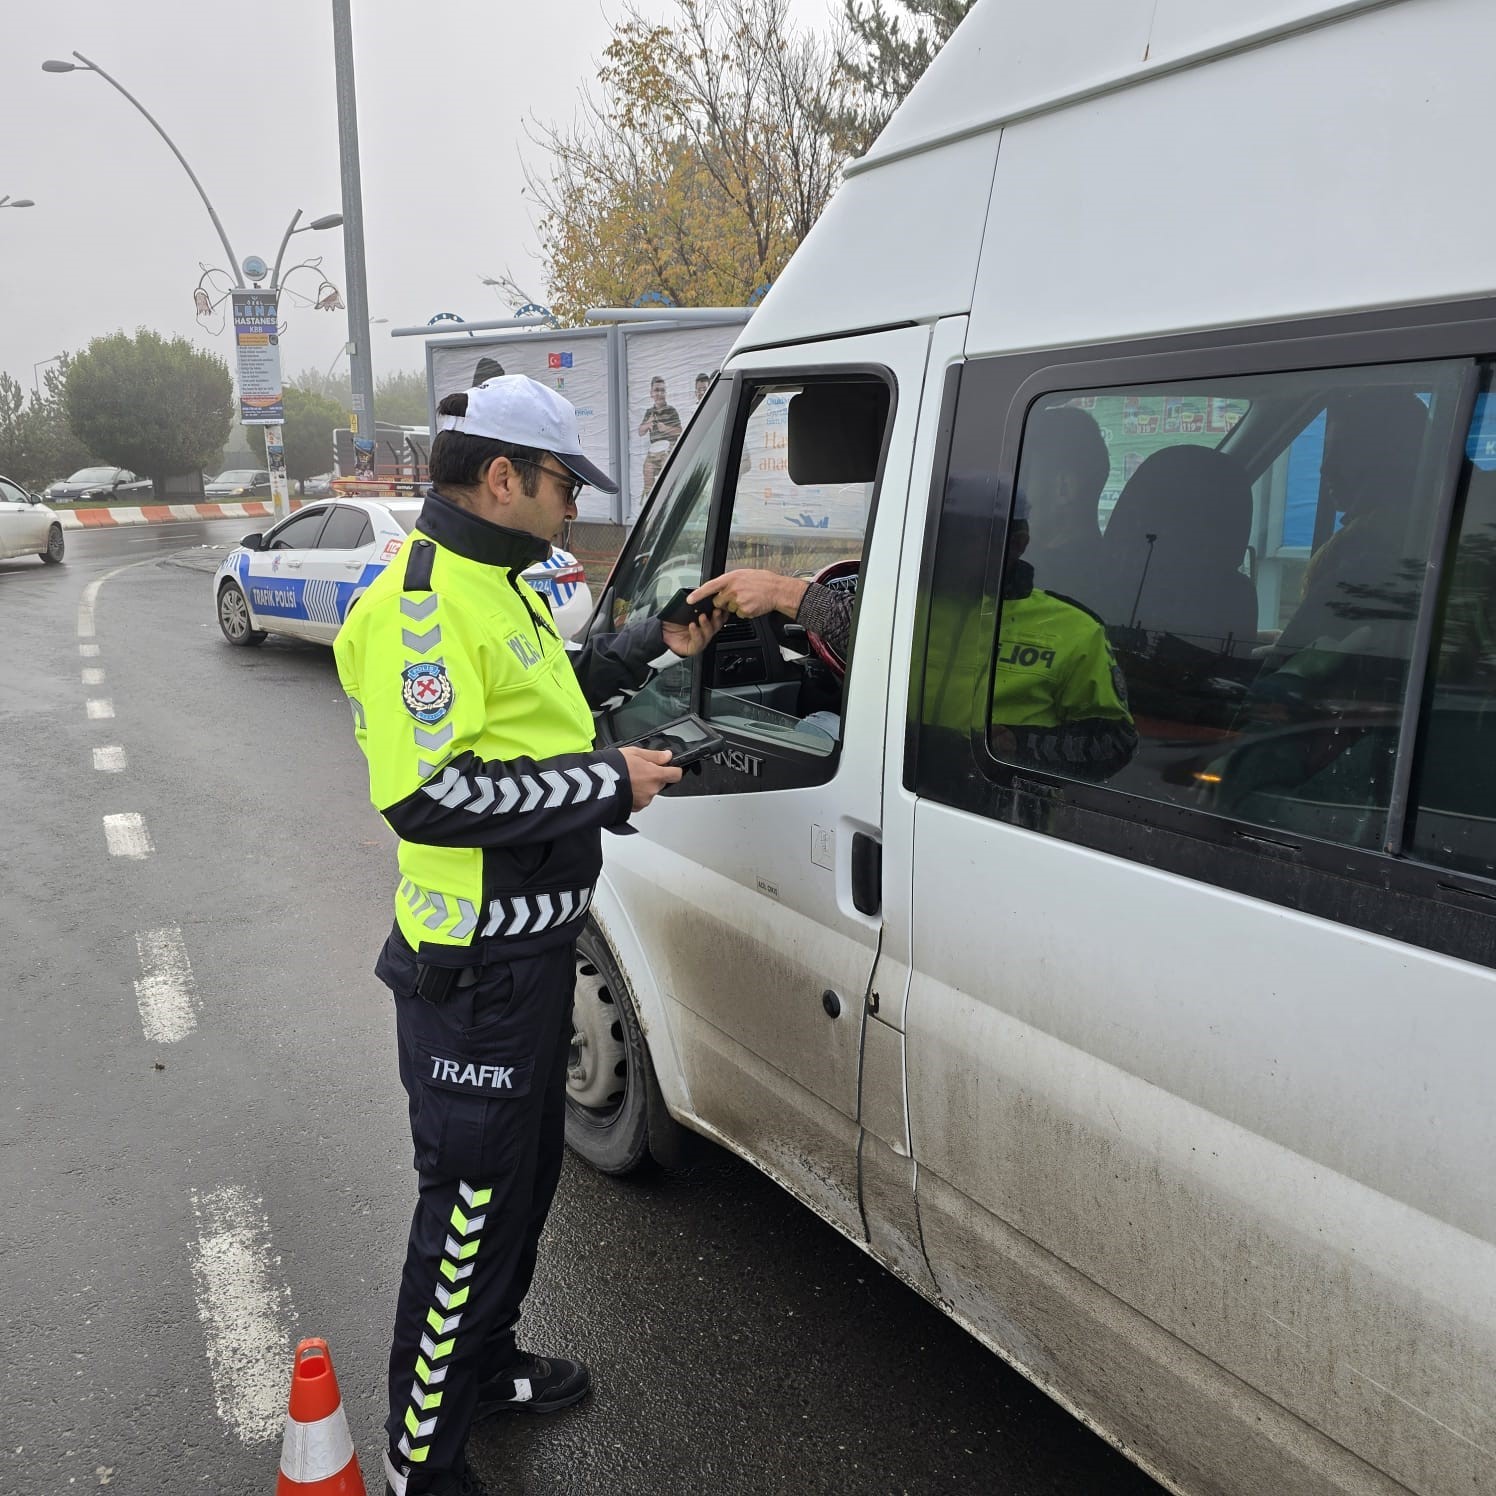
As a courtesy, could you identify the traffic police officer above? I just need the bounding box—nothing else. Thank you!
[334,376,722,1496]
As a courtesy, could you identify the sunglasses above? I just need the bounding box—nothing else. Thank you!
[511,457,584,504]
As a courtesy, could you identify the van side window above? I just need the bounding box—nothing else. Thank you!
[1408,376,1496,874]
[1004,367,1464,848]
[926,359,1470,854]
[701,378,890,758]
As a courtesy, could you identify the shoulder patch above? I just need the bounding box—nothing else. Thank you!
[403,539,437,592]
[402,661,454,722]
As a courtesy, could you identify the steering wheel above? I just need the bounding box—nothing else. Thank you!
[804,559,860,677]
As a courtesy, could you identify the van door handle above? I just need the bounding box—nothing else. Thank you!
[851,832,881,916]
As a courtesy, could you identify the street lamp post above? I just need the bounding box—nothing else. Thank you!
[0,197,36,209]
[43,52,342,521]
[42,53,241,275]
[332,0,377,466]
[33,356,64,397]
[324,319,387,392]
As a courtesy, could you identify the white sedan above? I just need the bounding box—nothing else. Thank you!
[0,474,65,564]
[213,497,592,647]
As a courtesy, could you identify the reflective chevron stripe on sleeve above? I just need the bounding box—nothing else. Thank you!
[421,762,618,816]
[480,886,593,938]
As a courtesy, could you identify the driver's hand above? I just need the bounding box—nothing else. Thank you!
[690,569,808,622]
[661,608,727,657]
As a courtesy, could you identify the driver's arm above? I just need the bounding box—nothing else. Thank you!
[690,569,854,656]
[794,582,852,657]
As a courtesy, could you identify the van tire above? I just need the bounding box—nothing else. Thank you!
[565,922,682,1175]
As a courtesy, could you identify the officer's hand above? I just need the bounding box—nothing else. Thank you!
[661,608,727,657]
[618,747,683,811]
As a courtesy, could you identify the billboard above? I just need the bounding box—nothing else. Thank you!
[232,290,284,425]
[429,332,613,521]
[622,325,740,519]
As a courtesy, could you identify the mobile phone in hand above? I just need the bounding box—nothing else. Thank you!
[658,587,717,626]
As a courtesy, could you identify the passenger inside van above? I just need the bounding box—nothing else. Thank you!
[1019,404,1112,601]
[1257,388,1430,683]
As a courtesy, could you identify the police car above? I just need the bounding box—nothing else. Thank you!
[213,498,592,647]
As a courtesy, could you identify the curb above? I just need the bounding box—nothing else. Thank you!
[56,500,305,531]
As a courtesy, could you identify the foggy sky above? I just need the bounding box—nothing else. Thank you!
[2,0,832,401]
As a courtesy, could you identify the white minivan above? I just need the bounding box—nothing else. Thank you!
[564,2,1496,1492]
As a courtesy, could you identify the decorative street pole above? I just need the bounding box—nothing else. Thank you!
[43,52,342,521]
[332,0,377,477]
[43,53,242,275]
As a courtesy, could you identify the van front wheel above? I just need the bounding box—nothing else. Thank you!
[565,922,679,1175]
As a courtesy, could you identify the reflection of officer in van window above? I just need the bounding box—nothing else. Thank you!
[991,495,1137,779]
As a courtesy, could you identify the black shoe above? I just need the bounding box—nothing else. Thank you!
[385,1452,494,1496]
[474,1350,591,1417]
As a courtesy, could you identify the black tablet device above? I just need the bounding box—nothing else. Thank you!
[615,713,727,768]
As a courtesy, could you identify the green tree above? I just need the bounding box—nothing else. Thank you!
[250,385,343,486]
[375,370,431,427]
[64,330,232,497]
[0,360,93,488]
[525,0,842,321]
[832,0,976,155]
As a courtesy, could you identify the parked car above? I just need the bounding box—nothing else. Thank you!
[302,472,334,497]
[0,474,64,563]
[43,466,150,502]
[213,498,592,647]
[205,469,272,498]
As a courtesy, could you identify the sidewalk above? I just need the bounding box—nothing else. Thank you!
[58,503,630,590]
[56,500,290,530]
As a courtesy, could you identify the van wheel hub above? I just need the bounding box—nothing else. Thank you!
[568,958,627,1111]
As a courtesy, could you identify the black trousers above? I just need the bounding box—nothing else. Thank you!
[380,942,576,1493]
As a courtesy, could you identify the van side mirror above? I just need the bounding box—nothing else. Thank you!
[240,532,264,551]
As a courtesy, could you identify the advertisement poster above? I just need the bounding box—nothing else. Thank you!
[622,325,739,518]
[231,290,284,425]
[430,335,613,521]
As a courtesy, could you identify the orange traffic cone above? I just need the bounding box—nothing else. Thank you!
[276,1337,367,1495]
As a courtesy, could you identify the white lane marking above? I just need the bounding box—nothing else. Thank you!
[133,927,198,1043]
[78,554,180,639]
[79,643,99,657]
[103,812,153,859]
[94,746,126,772]
[86,699,115,720]
[189,1186,299,1444]
[83,667,105,685]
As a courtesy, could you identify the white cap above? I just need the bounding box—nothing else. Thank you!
[436,374,618,494]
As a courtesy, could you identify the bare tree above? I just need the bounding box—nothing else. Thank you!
[522,0,844,321]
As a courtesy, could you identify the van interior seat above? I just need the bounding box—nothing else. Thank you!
[1096,444,1258,654]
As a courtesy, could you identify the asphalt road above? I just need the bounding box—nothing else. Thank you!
[0,524,1163,1496]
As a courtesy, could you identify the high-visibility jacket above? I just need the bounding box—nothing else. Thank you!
[922,560,1136,779]
[334,490,662,962]
[991,564,1136,775]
